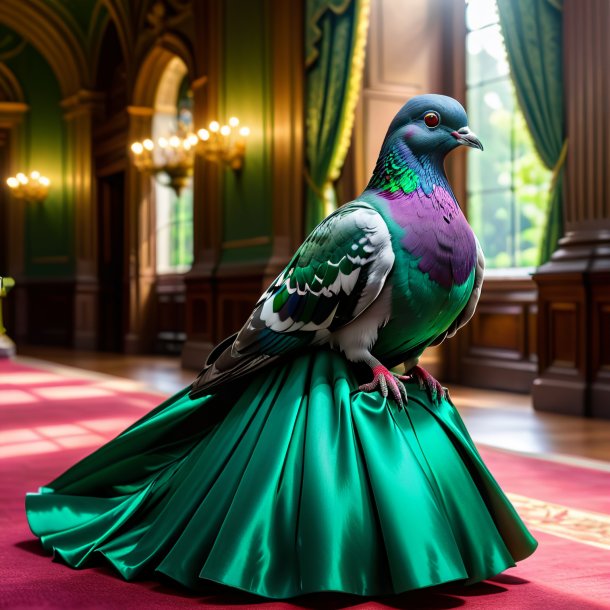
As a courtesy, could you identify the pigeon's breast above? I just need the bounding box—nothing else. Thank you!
[385,185,477,289]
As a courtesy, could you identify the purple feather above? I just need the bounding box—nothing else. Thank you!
[385,186,476,288]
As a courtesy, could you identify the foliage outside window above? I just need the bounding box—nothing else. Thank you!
[154,77,194,275]
[466,0,551,270]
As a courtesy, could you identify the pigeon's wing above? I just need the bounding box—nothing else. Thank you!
[190,202,395,396]
[431,236,485,346]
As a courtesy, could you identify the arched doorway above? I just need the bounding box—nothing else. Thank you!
[129,44,194,355]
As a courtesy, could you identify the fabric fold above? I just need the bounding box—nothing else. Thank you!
[26,348,537,599]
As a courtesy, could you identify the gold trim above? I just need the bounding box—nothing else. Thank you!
[191,75,208,91]
[127,105,155,117]
[0,102,28,114]
[306,0,353,67]
[61,90,106,110]
[31,256,69,264]
[550,138,568,192]
[0,63,25,102]
[327,0,370,183]
[222,236,271,249]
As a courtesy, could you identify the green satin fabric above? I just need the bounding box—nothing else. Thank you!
[26,349,537,599]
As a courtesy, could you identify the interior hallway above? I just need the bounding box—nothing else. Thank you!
[16,346,610,466]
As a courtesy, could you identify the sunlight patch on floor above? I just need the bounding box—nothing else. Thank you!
[32,386,115,400]
[0,390,38,405]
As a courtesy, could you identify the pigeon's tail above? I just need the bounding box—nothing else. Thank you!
[188,333,279,398]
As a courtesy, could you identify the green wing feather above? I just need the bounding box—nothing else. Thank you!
[190,202,395,395]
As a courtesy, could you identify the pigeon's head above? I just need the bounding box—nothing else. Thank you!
[382,94,483,159]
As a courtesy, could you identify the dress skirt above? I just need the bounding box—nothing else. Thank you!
[25,348,537,599]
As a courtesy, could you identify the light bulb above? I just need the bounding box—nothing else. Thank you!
[158,137,168,148]
[39,177,50,187]
[239,126,250,137]
[30,171,40,180]
[220,125,231,136]
[229,117,239,128]
[131,142,144,155]
[17,172,28,184]
[209,121,220,132]
[197,129,210,141]
[143,139,154,151]
[183,140,192,151]
[6,177,18,188]
[169,135,180,148]
[187,133,199,145]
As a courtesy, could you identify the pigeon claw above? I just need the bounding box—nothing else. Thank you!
[408,365,445,404]
[359,364,408,408]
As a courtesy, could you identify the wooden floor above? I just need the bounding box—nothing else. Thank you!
[16,345,610,465]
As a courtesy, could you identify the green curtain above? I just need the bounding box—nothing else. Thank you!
[496,0,565,264]
[305,0,370,232]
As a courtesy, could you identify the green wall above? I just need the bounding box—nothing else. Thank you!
[5,39,72,277]
[220,0,273,265]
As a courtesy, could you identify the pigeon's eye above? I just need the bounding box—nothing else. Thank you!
[423,112,440,129]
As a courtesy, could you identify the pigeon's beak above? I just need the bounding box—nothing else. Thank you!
[451,127,484,151]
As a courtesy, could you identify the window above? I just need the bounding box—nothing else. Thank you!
[466,0,550,270]
[153,62,194,275]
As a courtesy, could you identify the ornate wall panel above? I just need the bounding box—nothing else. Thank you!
[458,278,537,392]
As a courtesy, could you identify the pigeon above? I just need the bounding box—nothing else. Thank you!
[190,94,485,406]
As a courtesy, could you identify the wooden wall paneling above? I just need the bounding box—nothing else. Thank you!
[533,274,587,415]
[62,90,106,350]
[532,0,610,418]
[155,274,186,354]
[591,274,610,418]
[354,0,446,192]
[263,0,304,286]
[181,0,222,369]
[459,278,537,392]
[25,280,74,346]
[215,271,265,341]
[183,0,304,370]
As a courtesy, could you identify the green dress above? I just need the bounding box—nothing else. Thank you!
[25,348,537,599]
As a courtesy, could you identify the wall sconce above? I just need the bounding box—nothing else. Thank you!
[131,125,196,196]
[196,117,250,171]
[130,117,249,195]
[6,171,50,203]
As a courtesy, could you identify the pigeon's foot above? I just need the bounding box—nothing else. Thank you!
[406,365,445,403]
[359,363,408,408]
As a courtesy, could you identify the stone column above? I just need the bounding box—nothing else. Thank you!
[532,0,610,418]
[61,90,105,349]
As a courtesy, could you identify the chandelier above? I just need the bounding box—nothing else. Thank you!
[6,171,50,203]
[130,118,250,195]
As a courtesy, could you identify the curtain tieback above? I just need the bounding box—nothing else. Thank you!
[550,138,568,192]
[304,169,325,200]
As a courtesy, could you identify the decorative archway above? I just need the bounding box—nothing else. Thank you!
[124,41,195,353]
[0,0,87,96]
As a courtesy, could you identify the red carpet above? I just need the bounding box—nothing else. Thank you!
[1,358,609,609]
